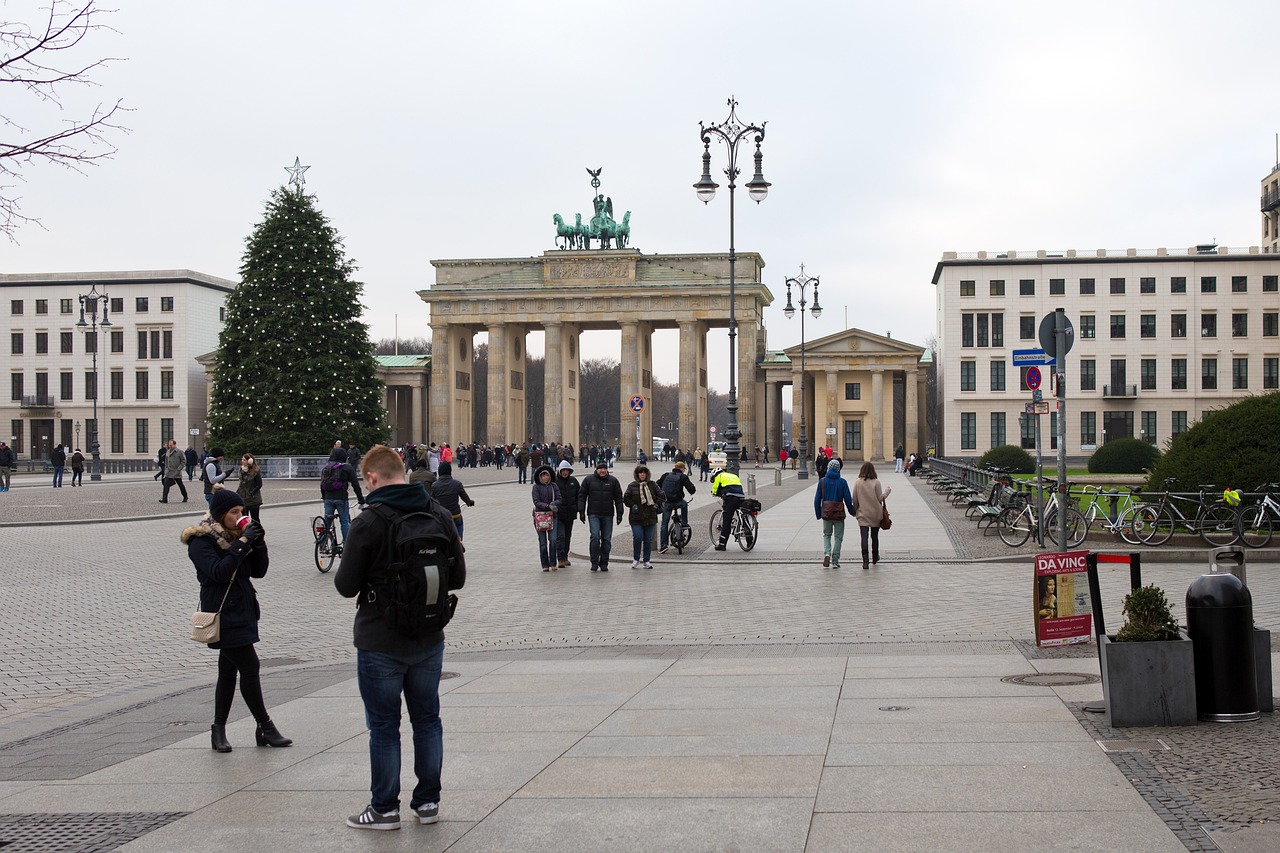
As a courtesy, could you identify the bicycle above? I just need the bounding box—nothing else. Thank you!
[1130,481,1238,547]
[709,497,760,551]
[313,513,343,573]
[665,498,693,555]
[995,486,1086,548]
[1236,483,1280,548]
[1079,485,1145,545]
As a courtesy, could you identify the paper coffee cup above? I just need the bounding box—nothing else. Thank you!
[237,516,252,531]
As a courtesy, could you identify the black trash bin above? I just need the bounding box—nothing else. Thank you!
[1186,567,1259,723]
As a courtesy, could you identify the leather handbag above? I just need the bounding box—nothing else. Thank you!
[533,510,555,531]
[880,501,892,530]
[821,500,845,521]
[190,569,237,644]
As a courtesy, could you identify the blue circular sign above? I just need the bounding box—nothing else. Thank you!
[629,395,645,412]
[1026,366,1042,390]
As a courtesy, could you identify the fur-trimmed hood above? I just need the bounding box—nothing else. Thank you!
[180,516,236,547]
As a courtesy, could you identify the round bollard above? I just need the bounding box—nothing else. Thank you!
[1186,572,1259,722]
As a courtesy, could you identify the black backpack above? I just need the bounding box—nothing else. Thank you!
[365,503,459,638]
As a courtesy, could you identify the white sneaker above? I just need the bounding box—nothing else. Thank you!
[643,562,653,569]
[631,560,641,569]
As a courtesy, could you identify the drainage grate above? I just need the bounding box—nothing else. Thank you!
[878,706,911,712]
[1002,672,1101,687]
[0,812,186,852]
[1097,739,1171,753]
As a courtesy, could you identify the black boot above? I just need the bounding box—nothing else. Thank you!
[211,724,232,753]
[255,720,293,747]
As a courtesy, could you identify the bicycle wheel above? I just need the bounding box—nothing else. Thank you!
[676,518,693,549]
[668,519,685,554]
[1238,505,1273,548]
[737,512,758,551]
[997,507,1031,546]
[1135,506,1174,546]
[315,529,336,573]
[1199,504,1239,547]
[311,516,326,541]
[1117,507,1145,545]
[1047,507,1088,548]
[709,509,723,543]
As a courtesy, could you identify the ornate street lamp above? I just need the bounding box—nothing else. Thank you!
[783,266,822,480]
[76,283,111,481]
[695,96,770,475]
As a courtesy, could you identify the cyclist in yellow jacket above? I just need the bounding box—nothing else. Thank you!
[709,468,744,551]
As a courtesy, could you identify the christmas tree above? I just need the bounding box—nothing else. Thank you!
[208,181,388,455]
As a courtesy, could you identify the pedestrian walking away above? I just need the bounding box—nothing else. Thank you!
[50,444,66,488]
[159,439,189,503]
[428,461,474,542]
[894,444,905,473]
[578,460,623,572]
[201,449,231,506]
[183,486,291,754]
[623,464,664,568]
[184,445,198,481]
[531,464,561,571]
[236,453,264,524]
[69,447,85,486]
[0,440,13,492]
[852,461,892,569]
[320,448,365,543]
[554,460,580,568]
[813,458,855,568]
[334,445,467,831]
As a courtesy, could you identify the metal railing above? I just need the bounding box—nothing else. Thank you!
[19,395,56,408]
[1103,384,1138,398]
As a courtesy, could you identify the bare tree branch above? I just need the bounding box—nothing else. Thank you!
[0,0,128,237]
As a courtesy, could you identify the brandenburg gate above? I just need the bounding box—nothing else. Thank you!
[420,248,772,458]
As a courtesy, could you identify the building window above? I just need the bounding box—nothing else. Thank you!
[1201,276,1216,293]
[137,331,148,359]
[109,418,123,454]
[1171,276,1187,294]
[1079,278,1095,295]
[10,373,22,401]
[959,280,975,297]
[160,369,174,400]
[32,332,46,355]
[960,361,976,391]
[110,370,123,400]
[110,329,123,353]
[135,419,149,453]
[161,417,174,445]
[135,297,149,312]
[989,279,1005,297]
[219,306,226,322]
[844,419,862,452]
[1232,357,1248,390]
[1265,313,1279,337]
[1172,411,1188,435]
[1264,275,1278,293]
[991,412,1006,447]
[1080,359,1096,391]
[1201,313,1216,338]
[977,313,989,347]
[844,382,861,400]
[1141,358,1156,391]
[1019,279,1035,296]
[1020,410,1035,450]
[1019,315,1035,340]
[1080,315,1096,339]
[1264,358,1279,390]
[1172,358,1187,390]
[1110,314,1126,339]
[1231,275,1247,293]
[1171,314,1187,338]
[148,330,160,360]
[60,298,73,314]
[160,296,174,312]
[84,371,97,400]
[1049,278,1065,295]
[1140,277,1155,294]
[162,330,173,359]
[1142,411,1157,444]
[1081,411,1097,445]
[1232,313,1248,337]
[990,360,1006,391]
[1110,277,1125,294]
[34,299,48,314]
[110,297,123,314]
[10,332,22,355]
[1202,358,1217,390]
[84,331,97,353]
[1049,412,1058,450]
[960,413,976,450]
[1140,314,1156,338]
[136,370,149,400]
[961,313,974,348]
[59,331,72,353]
[60,371,72,401]
[10,299,22,315]
[991,313,1003,347]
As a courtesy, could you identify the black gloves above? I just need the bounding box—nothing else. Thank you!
[241,521,265,545]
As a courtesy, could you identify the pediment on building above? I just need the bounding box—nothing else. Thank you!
[782,328,926,361]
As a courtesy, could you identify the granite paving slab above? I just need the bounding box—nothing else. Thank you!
[517,755,823,798]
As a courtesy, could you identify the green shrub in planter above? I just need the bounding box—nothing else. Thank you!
[1087,438,1159,474]
[977,444,1034,474]
[1115,585,1180,642]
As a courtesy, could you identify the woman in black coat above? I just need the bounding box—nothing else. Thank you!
[183,487,291,753]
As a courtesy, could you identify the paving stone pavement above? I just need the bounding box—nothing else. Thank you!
[0,462,1276,851]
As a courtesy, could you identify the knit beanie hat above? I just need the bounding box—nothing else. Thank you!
[209,487,245,521]
[438,461,452,476]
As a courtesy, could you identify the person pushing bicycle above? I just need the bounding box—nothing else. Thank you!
[658,461,697,553]
[710,467,744,551]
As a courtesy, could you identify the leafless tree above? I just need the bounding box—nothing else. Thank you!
[373,336,431,355]
[1,0,127,237]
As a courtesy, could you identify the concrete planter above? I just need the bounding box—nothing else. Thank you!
[1256,628,1273,713]
[1100,632,1197,728]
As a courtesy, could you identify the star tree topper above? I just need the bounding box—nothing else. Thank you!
[285,157,310,190]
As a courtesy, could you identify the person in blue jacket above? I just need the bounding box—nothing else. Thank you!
[813,458,856,568]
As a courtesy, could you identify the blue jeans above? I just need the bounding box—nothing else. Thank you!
[587,514,614,568]
[822,519,846,564]
[52,466,64,487]
[324,497,351,540]
[631,523,655,562]
[536,519,558,568]
[356,642,444,814]
[659,499,688,548]
[556,516,575,562]
[452,515,464,540]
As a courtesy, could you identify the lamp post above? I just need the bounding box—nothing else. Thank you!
[695,96,770,475]
[76,283,111,481]
[783,266,822,480]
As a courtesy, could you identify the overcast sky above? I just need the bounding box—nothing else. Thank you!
[6,0,1277,392]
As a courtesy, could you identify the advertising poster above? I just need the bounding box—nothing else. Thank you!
[1034,550,1093,647]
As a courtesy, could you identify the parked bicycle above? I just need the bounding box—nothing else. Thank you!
[710,497,760,551]
[312,513,342,573]
[1130,480,1238,546]
[996,485,1086,548]
[1078,485,1145,545]
[1236,483,1280,548]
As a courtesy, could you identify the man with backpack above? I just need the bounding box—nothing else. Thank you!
[202,448,230,506]
[334,444,466,831]
[321,448,365,543]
